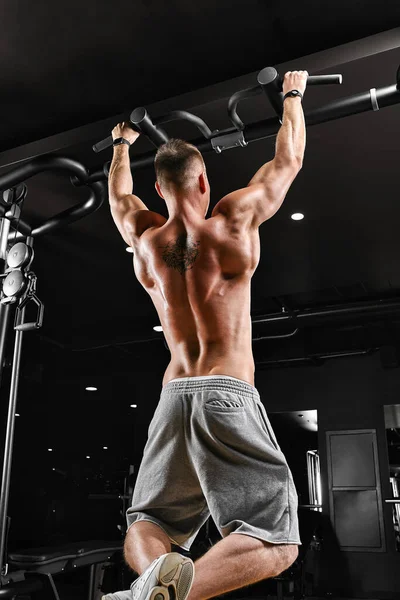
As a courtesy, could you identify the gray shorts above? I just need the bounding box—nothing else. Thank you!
[126,375,301,551]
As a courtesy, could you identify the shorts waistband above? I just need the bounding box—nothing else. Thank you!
[162,375,259,400]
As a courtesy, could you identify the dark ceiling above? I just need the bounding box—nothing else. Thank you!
[1,4,400,365]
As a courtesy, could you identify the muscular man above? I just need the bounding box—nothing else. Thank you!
[104,71,307,600]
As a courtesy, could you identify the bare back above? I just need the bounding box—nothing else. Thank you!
[132,212,260,386]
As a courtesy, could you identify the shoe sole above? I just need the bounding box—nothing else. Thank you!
[148,553,195,600]
[101,553,194,600]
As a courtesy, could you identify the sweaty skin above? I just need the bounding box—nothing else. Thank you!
[109,71,308,387]
[132,209,260,387]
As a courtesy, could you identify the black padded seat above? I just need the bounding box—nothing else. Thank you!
[8,540,122,569]
[1,541,123,600]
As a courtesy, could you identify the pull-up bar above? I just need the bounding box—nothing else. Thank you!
[74,65,400,187]
[92,67,342,153]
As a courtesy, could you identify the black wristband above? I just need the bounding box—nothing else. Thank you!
[113,137,131,147]
[283,90,303,101]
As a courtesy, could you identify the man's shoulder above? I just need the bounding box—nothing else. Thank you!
[131,209,167,238]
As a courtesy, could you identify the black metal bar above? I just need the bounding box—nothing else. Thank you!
[227,85,263,131]
[0,156,88,192]
[0,305,10,391]
[130,107,169,147]
[154,110,214,139]
[0,207,32,239]
[92,117,141,153]
[92,135,114,153]
[80,80,400,185]
[0,218,12,393]
[8,181,107,242]
[253,297,400,327]
[257,67,343,120]
[67,297,400,351]
[244,83,400,142]
[0,315,25,578]
[0,155,107,241]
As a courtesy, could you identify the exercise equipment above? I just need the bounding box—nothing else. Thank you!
[92,67,342,153]
[0,540,123,600]
[76,64,400,187]
[0,156,107,598]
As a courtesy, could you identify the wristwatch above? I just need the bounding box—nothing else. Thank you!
[283,90,303,101]
[113,137,131,147]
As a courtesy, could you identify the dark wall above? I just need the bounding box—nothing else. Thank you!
[254,353,399,599]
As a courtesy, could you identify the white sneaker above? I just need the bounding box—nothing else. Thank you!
[102,552,195,600]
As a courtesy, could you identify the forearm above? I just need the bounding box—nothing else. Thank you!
[275,97,306,166]
[108,145,133,201]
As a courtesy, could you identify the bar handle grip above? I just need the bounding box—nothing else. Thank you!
[257,67,342,119]
[92,121,141,154]
[92,109,169,153]
[307,74,343,86]
[257,67,342,89]
[130,107,169,148]
[92,136,113,153]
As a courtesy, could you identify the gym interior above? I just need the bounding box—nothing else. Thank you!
[0,4,400,600]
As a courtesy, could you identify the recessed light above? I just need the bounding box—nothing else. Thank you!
[130,404,137,408]
[103,446,108,450]
[126,247,134,253]
[86,387,98,391]
[86,456,91,459]
[298,414,304,418]
[153,325,163,332]
[291,213,304,221]
[48,448,53,452]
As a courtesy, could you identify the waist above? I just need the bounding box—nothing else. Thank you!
[162,374,259,399]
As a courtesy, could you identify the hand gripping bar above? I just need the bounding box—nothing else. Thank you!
[92,107,169,153]
[227,68,342,130]
[256,67,342,120]
[92,107,213,153]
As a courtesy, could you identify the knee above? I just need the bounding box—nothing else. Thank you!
[275,544,299,576]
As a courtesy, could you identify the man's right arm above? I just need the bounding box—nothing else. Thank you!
[212,71,307,228]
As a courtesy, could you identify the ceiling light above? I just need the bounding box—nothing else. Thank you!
[48,448,53,452]
[291,213,304,221]
[103,446,108,450]
[86,456,91,459]
[15,413,20,417]
[126,247,134,253]
[86,386,97,391]
[153,325,163,332]
[130,404,137,408]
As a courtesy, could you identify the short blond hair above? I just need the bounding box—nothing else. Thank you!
[154,139,205,190]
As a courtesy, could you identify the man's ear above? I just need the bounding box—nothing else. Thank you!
[155,181,164,199]
[199,172,207,194]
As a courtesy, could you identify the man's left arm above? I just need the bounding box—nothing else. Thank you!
[108,123,149,245]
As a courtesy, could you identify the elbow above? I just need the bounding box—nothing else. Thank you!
[295,157,303,171]
[275,155,303,173]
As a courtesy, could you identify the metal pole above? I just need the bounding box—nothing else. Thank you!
[0,218,11,387]
[0,312,25,577]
